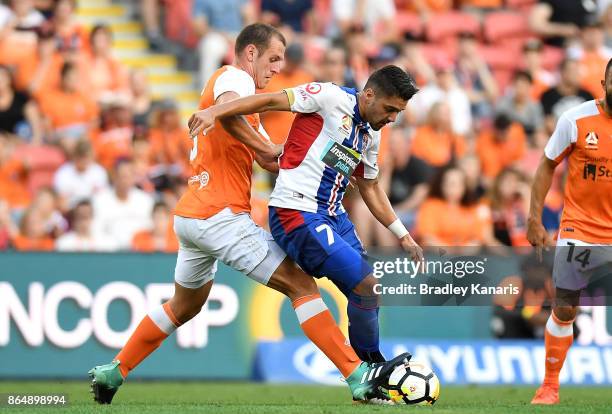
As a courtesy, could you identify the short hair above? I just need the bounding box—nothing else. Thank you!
[606,58,612,80]
[60,62,76,79]
[364,65,419,101]
[234,23,286,56]
[513,70,533,84]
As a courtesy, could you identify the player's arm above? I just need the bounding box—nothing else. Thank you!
[528,112,574,256]
[189,91,291,137]
[214,91,282,170]
[527,155,557,252]
[356,175,423,262]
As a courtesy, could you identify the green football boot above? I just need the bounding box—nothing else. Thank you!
[88,360,124,404]
[346,352,411,403]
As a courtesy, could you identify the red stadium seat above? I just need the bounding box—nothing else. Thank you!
[493,68,514,95]
[396,12,423,36]
[541,46,565,71]
[425,12,481,43]
[13,145,66,194]
[479,45,521,70]
[483,12,532,44]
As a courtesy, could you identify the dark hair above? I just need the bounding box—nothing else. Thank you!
[559,58,577,72]
[364,65,419,101]
[60,61,76,79]
[153,201,169,214]
[428,164,477,207]
[70,199,93,224]
[513,70,533,84]
[494,113,512,131]
[90,24,112,45]
[606,58,612,80]
[234,23,286,55]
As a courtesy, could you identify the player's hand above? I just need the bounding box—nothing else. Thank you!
[188,109,216,137]
[527,217,553,261]
[399,233,424,263]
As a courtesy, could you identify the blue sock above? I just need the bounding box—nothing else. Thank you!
[347,291,383,362]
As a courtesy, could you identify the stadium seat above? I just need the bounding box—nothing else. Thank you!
[479,45,521,71]
[13,145,66,194]
[425,12,481,43]
[396,12,423,37]
[541,46,565,71]
[483,12,532,44]
[492,68,514,95]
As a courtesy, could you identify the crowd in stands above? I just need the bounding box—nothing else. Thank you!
[0,0,610,253]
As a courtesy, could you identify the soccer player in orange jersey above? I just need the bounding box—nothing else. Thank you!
[528,58,612,405]
[89,23,409,405]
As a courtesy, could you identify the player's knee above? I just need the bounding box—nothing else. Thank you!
[352,275,379,297]
[553,306,577,322]
[268,259,319,301]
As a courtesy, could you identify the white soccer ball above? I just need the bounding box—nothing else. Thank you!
[386,360,440,405]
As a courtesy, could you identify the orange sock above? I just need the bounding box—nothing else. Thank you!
[293,294,361,377]
[115,302,181,378]
[543,312,574,388]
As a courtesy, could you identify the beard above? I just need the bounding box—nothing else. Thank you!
[606,91,612,109]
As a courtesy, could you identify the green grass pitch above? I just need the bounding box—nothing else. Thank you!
[0,381,610,413]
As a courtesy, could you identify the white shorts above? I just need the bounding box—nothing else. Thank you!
[173,208,286,289]
[553,238,612,291]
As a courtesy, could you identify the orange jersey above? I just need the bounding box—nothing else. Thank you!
[544,100,612,243]
[174,66,263,219]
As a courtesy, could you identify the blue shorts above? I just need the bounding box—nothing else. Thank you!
[269,207,373,292]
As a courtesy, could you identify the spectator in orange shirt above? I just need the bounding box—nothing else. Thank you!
[131,201,178,253]
[570,20,612,99]
[261,43,314,144]
[90,97,133,171]
[50,0,88,54]
[488,167,531,247]
[82,24,130,102]
[416,165,492,247]
[476,113,526,181]
[132,137,155,193]
[147,99,193,178]
[0,134,30,210]
[12,206,55,251]
[0,0,45,66]
[410,102,467,169]
[13,25,63,98]
[38,62,98,154]
[522,39,556,101]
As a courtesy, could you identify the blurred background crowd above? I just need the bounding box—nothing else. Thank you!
[0,0,610,254]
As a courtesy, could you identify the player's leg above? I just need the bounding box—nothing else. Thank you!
[338,214,385,363]
[531,287,579,405]
[89,216,218,403]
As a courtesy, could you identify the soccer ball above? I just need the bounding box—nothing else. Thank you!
[386,360,440,405]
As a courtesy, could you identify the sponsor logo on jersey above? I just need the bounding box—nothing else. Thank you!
[320,140,361,177]
[305,83,322,95]
[338,115,352,136]
[585,131,599,149]
[292,192,304,199]
[188,171,210,189]
[583,163,612,181]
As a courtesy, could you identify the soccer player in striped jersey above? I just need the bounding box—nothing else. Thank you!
[189,65,424,366]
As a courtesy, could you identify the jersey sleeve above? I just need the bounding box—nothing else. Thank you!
[354,130,381,179]
[213,69,256,100]
[544,113,577,163]
[283,82,335,114]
